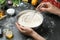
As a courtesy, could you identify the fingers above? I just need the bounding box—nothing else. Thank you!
[15,22,34,35]
[16,22,24,29]
[36,2,47,9]
[15,22,21,30]
[40,2,52,8]
[36,3,41,11]
[36,2,52,12]
[15,23,25,32]
[36,2,47,11]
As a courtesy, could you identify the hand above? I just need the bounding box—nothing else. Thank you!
[15,22,46,40]
[15,22,34,36]
[36,2,60,16]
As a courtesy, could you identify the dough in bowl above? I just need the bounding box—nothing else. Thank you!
[18,10,43,28]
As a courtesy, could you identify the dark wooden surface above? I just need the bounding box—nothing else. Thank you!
[0,2,60,40]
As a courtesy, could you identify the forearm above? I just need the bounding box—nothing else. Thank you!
[31,31,46,40]
[50,7,60,16]
[53,8,60,16]
[55,9,60,16]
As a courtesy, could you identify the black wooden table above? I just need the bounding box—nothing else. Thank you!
[0,2,60,40]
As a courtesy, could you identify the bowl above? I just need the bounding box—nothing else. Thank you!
[6,8,15,16]
[17,10,44,28]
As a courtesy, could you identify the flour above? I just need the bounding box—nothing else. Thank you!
[18,10,43,28]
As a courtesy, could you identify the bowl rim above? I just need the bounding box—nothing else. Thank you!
[17,10,44,28]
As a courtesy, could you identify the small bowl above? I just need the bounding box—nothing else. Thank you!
[17,10,44,28]
[6,8,15,16]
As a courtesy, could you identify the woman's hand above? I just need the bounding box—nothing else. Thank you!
[15,22,46,40]
[36,2,60,16]
[15,22,34,36]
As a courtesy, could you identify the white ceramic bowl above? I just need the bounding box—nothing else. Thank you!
[6,8,15,15]
[18,10,43,28]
